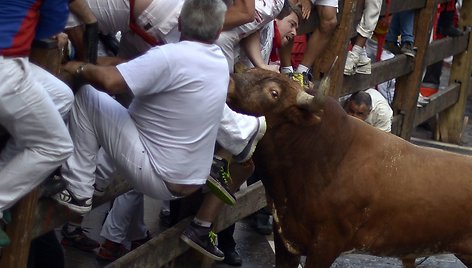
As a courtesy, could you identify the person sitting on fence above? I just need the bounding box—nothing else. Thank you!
[343,89,393,132]
[57,0,268,256]
[279,0,338,86]
[344,0,383,76]
[52,0,230,213]
[0,0,74,248]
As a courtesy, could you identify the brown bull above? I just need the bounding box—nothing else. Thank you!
[228,68,472,268]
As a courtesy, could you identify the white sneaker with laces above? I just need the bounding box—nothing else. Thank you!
[344,51,359,76]
[356,54,371,74]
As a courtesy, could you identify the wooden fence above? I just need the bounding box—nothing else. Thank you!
[1,0,471,267]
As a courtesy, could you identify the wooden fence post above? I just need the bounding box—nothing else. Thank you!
[436,3,472,144]
[392,0,439,140]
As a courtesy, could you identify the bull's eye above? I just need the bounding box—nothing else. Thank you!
[270,89,279,99]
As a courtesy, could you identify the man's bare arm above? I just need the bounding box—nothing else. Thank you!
[223,0,255,30]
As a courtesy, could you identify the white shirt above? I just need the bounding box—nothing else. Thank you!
[365,88,393,132]
[117,41,229,185]
[236,0,284,39]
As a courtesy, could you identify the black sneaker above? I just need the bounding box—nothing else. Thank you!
[61,223,99,252]
[383,41,402,55]
[222,248,242,266]
[439,26,464,37]
[40,174,67,198]
[401,42,416,58]
[52,189,92,214]
[206,157,236,206]
[180,223,224,261]
[287,72,311,87]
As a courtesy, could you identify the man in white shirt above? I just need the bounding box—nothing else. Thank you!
[53,0,229,212]
[343,88,393,132]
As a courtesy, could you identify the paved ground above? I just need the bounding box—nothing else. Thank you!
[61,62,472,267]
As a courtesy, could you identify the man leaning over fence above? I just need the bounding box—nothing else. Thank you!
[0,0,74,247]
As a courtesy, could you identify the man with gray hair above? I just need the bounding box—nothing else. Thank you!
[53,0,230,213]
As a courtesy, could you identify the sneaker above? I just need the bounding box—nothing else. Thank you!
[52,189,92,214]
[40,174,67,198]
[96,239,129,262]
[254,212,273,235]
[2,210,11,225]
[93,183,106,197]
[383,41,402,55]
[233,117,266,163]
[206,157,236,206]
[222,248,242,266]
[131,231,152,250]
[438,26,464,37]
[0,228,10,248]
[159,208,172,228]
[344,51,359,76]
[288,72,310,87]
[417,93,430,108]
[61,223,99,252]
[356,54,371,75]
[401,42,416,58]
[180,223,224,261]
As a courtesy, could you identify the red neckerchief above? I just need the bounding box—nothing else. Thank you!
[270,20,282,62]
[129,0,161,46]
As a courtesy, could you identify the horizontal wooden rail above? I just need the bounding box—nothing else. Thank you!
[105,181,267,268]
[414,83,461,126]
[425,34,470,66]
[342,55,413,96]
[32,175,132,238]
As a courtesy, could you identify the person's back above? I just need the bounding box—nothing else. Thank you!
[123,41,229,184]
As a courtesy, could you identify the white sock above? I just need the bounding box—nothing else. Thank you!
[296,64,309,74]
[280,66,294,74]
[193,218,212,228]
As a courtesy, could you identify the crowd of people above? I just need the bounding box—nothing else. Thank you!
[0,0,464,267]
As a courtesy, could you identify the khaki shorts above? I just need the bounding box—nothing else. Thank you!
[298,1,339,34]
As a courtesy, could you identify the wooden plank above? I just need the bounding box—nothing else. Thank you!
[391,0,438,140]
[29,39,62,76]
[341,55,412,96]
[414,83,461,126]
[437,30,472,143]
[460,0,472,27]
[0,189,39,268]
[424,34,469,66]
[105,181,266,268]
[411,137,472,156]
[31,175,131,238]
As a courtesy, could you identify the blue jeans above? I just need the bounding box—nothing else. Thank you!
[385,10,415,44]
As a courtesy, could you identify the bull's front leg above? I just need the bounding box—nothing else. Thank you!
[273,221,301,268]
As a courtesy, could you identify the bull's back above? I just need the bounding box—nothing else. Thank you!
[336,118,472,254]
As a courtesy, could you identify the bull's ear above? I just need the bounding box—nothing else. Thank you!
[286,107,323,126]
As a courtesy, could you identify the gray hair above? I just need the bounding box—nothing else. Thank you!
[180,0,227,42]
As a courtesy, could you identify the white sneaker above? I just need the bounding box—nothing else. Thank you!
[417,94,430,108]
[356,54,371,75]
[344,51,359,76]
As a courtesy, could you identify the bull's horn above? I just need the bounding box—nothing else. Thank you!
[296,90,313,106]
[309,56,337,110]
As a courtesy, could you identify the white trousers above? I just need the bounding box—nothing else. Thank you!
[357,0,383,39]
[61,85,176,200]
[217,104,259,156]
[0,58,73,215]
[100,189,147,243]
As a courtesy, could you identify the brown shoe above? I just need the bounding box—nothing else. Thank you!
[96,239,129,262]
